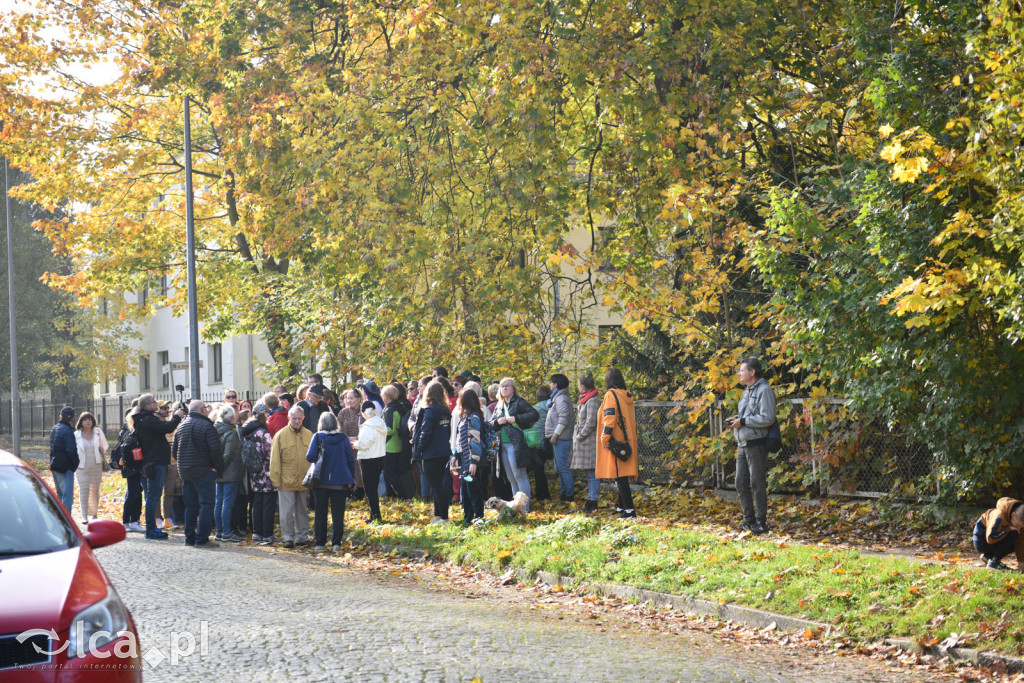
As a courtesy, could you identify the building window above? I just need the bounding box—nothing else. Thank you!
[138,286,148,306]
[210,343,223,384]
[118,375,126,393]
[101,297,108,316]
[140,356,150,390]
[159,275,169,298]
[158,350,169,389]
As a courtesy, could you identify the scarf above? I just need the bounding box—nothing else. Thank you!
[578,388,599,405]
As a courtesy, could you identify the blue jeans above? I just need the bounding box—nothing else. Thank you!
[417,463,433,500]
[500,443,530,511]
[552,439,574,497]
[215,482,239,535]
[586,469,600,501]
[52,469,75,515]
[182,470,217,545]
[143,464,167,532]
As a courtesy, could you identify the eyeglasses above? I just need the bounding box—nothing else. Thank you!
[225,394,237,399]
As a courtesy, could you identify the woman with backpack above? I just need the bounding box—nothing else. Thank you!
[597,367,639,519]
[454,387,488,525]
[242,404,276,543]
[112,404,144,532]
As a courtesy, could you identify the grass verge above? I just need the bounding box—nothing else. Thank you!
[350,511,1024,657]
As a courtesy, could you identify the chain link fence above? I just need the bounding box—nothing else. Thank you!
[633,398,937,499]
[0,392,935,498]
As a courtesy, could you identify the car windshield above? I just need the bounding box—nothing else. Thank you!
[0,466,80,557]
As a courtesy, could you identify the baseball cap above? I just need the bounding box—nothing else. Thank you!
[60,406,75,419]
[308,385,326,398]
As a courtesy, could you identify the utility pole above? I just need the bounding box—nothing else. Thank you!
[183,75,200,399]
[3,155,20,456]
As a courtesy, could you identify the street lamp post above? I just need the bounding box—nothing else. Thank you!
[2,155,20,456]
[183,93,200,399]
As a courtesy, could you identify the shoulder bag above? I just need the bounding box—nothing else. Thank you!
[608,391,632,462]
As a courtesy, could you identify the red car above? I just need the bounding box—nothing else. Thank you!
[0,450,141,681]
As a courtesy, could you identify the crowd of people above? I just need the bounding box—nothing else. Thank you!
[46,359,781,548]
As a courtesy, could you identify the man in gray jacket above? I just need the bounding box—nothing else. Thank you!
[545,373,576,501]
[727,357,776,535]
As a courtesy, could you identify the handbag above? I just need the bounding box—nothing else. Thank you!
[523,426,544,449]
[302,437,325,488]
[607,391,632,462]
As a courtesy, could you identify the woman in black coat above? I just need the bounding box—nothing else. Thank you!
[488,377,539,512]
[411,380,453,522]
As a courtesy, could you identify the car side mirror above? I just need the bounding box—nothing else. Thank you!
[84,520,127,549]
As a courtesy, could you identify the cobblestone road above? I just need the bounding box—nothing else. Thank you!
[96,535,947,682]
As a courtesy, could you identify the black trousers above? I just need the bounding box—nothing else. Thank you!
[122,475,143,524]
[489,460,513,501]
[615,477,635,511]
[251,491,277,538]
[528,448,551,501]
[313,487,348,546]
[384,451,414,499]
[359,457,386,519]
[231,490,251,534]
[421,458,451,519]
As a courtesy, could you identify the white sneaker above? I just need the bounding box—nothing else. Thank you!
[127,522,145,533]
[429,517,449,525]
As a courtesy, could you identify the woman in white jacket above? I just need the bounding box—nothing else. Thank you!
[74,412,108,524]
[351,401,388,523]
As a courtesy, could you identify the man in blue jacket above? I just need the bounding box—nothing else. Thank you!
[49,406,79,514]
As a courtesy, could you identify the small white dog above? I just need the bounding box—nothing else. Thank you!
[484,491,529,519]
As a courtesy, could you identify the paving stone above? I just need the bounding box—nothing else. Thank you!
[95,537,945,682]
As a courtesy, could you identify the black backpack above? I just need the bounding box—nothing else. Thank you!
[241,433,264,473]
[765,420,783,453]
[110,426,143,475]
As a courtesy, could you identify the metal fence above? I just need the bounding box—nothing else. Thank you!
[0,390,259,442]
[633,399,936,499]
[0,393,935,498]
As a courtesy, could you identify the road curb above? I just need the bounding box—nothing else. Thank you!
[527,569,826,633]
[360,536,1024,674]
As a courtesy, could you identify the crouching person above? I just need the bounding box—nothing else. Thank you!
[974,497,1024,571]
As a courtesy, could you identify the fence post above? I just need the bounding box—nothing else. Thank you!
[809,402,818,493]
[28,399,33,438]
[101,396,107,434]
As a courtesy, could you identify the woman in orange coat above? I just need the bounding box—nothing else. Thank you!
[596,367,639,518]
